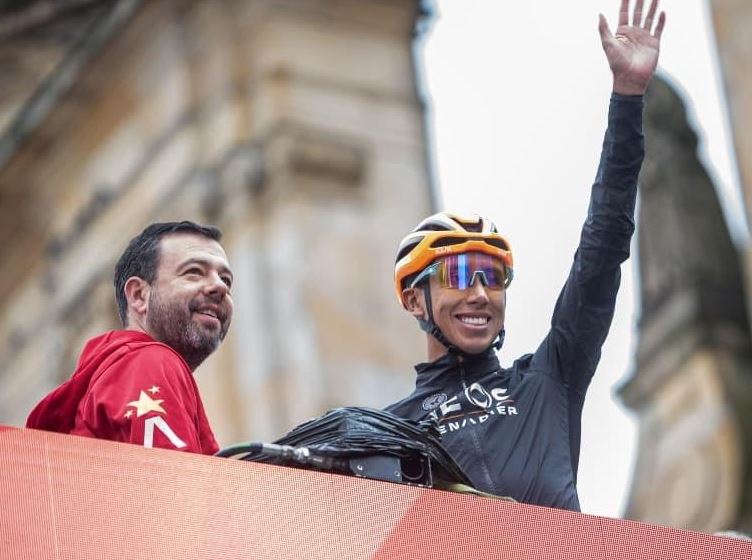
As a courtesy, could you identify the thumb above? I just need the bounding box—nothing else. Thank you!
[598,14,613,44]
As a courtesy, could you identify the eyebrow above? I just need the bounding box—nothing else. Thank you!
[178,257,233,278]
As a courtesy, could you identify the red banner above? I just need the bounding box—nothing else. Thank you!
[1,426,748,559]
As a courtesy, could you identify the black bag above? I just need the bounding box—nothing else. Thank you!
[217,407,473,489]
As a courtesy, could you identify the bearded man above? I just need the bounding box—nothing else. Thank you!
[27,221,233,454]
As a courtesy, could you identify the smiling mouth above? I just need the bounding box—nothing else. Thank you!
[456,315,489,327]
[195,309,222,324]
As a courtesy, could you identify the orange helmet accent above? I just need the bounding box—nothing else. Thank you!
[394,212,514,307]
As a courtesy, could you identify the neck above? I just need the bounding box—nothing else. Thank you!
[124,313,149,336]
[426,334,449,362]
[124,320,200,372]
[425,334,498,363]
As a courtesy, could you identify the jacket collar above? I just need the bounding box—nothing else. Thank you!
[414,348,500,389]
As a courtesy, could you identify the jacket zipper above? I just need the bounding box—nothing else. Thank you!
[459,361,497,494]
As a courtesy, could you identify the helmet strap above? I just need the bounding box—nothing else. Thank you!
[494,328,506,351]
[417,282,462,355]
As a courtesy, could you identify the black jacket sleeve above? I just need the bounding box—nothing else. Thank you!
[531,93,644,394]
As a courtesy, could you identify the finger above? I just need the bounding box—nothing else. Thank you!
[619,0,629,26]
[598,13,613,42]
[653,11,666,39]
[632,0,645,26]
[643,0,658,30]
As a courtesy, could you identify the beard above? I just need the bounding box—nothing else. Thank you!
[146,289,229,370]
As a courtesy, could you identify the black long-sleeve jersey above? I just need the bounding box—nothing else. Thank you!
[386,94,644,511]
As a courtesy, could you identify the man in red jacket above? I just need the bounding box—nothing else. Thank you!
[27,221,234,455]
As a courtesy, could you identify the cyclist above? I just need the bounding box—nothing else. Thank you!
[385,0,666,510]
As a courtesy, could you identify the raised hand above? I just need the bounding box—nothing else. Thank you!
[599,0,667,95]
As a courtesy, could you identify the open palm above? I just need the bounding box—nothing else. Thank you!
[599,0,666,95]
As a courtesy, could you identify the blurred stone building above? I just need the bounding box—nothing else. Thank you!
[0,0,432,443]
[619,0,752,534]
[3,0,752,538]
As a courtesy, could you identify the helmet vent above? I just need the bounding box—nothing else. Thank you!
[428,236,509,251]
[485,238,509,250]
[396,243,419,263]
[421,224,452,232]
[457,220,483,233]
[430,236,469,248]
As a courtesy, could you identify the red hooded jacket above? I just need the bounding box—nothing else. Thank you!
[26,330,219,455]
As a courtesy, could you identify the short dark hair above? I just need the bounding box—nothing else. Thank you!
[114,221,223,325]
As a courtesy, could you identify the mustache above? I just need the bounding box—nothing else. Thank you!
[189,299,229,324]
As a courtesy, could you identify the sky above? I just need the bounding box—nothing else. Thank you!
[422,0,748,517]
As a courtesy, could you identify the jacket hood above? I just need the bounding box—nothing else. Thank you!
[26,330,160,433]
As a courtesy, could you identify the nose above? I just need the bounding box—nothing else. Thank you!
[465,278,489,303]
[204,271,230,300]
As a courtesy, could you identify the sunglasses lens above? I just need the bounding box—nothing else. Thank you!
[441,253,507,290]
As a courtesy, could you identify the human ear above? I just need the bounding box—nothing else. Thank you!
[402,287,426,320]
[124,277,150,318]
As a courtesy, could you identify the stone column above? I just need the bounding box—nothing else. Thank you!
[619,77,752,532]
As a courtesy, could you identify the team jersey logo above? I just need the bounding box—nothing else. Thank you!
[123,385,187,449]
[126,388,166,417]
[422,393,448,411]
[427,381,520,434]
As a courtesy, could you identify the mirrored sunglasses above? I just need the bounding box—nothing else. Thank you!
[409,252,512,291]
